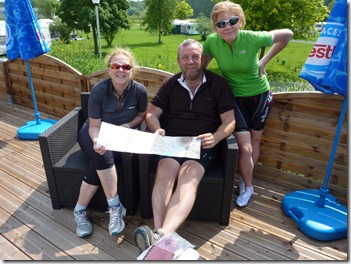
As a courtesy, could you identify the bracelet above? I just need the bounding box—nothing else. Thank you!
[124,123,129,128]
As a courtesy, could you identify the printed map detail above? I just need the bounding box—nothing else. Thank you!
[97,122,201,159]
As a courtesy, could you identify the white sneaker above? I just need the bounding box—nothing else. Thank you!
[239,177,245,194]
[108,204,126,236]
[74,210,93,238]
[236,186,254,207]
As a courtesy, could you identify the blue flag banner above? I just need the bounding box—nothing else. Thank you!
[5,0,51,60]
[299,0,347,96]
[321,23,347,96]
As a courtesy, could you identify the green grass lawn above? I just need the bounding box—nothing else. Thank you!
[49,26,317,91]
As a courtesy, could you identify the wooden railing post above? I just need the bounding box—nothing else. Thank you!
[0,59,14,104]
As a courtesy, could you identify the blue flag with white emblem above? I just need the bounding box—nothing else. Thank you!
[5,0,51,60]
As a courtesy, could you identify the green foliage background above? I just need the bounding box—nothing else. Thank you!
[49,24,316,92]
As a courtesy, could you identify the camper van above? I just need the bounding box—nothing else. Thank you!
[38,19,54,47]
[183,22,199,35]
[173,20,199,35]
[0,20,5,55]
[0,34,5,55]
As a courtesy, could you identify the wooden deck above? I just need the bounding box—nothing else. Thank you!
[0,98,347,260]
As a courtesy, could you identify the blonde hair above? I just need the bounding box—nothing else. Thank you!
[105,46,138,74]
[211,1,246,29]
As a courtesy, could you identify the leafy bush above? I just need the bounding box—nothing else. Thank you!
[48,25,317,91]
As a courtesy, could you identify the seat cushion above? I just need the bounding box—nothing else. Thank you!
[52,143,139,214]
[54,143,87,173]
[53,143,108,209]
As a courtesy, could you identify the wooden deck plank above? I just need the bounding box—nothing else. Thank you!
[0,158,46,192]
[0,98,348,260]
[181,222,291,260]
[0,163,141,260]
[240,180,347,258]
[0,207,72,260]
[233,204,347,260]
[0,185,117,260]
[0,234,31,260]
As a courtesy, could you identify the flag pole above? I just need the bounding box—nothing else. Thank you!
[25,59,41,125]
[316,97,347,207]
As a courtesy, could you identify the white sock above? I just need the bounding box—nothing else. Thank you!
[107,195,120,208]
[74,203,87,213]
[239,178,245,194]
[236,186,254,207]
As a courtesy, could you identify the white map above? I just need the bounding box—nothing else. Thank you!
[96,122,201,159]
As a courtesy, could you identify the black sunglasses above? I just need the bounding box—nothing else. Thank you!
[109,63,133,70]
[215,17,239,28]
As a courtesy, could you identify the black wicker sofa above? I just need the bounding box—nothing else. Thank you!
[38,92,139,215]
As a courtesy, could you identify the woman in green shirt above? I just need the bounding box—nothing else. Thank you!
[203,1,293,207]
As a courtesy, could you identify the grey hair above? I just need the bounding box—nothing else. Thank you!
[177,39,203,58]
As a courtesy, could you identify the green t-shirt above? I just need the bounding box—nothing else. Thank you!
[203,30,272,97]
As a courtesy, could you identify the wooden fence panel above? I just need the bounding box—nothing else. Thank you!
[254,165,347,205]
[0,60,8,100]
[255,92,347,200]
[5,55,85,117]
[132,67,173,100]
[3,56,172,117]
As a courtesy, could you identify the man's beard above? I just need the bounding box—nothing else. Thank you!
[184,67,202,80]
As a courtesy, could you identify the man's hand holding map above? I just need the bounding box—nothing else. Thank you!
[96,122,201,159]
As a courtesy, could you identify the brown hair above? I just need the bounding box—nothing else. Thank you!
[211,1,246,29]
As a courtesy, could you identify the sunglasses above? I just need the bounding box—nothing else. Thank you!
[215,17,239,28]
[109,63,133,70]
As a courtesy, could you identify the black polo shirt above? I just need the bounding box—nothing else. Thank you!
[88,78,148,127]
[151,69,234,136]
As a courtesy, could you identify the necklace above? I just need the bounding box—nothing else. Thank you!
[114,90,124,97]
[114,90,124,110]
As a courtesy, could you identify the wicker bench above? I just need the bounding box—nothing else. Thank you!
[38,92,140,215]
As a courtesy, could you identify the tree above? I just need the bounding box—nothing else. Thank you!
[127,0,146,17]
[49,18,72,44]
[174,0,194,20]
[57,0,131,54]
[211,0,328,40]
[143,0,177,44]
[326,0,336,12]
[196,12,211,40]
[324,0,334,8]
[99,0,131,46]
[186,0,215,18]
[31,0,58,19]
